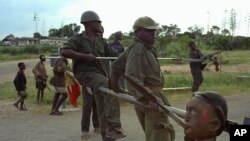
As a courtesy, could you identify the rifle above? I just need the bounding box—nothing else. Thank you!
[200,51,222,60]
[99,87,186,119]
[122,75,239,133]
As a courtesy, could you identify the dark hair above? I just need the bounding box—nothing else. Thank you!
[194,91,228,136]
[18,62,25,68]
[39,54,45,59]
[188,41,195,47]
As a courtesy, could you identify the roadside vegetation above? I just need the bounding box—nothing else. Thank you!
[0,45,59,62]
[1,28,250,105]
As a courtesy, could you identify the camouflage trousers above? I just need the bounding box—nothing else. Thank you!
[135,105,175,141]
[83,72,122,140]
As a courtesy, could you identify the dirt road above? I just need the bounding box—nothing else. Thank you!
[0,59,41,85]
[1,94,250,141]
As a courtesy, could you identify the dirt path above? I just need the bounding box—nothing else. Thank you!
[1,93,250,141]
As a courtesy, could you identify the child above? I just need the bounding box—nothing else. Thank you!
[13,62,27,111]
[184,91,228,141]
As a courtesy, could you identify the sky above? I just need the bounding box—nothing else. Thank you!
[1,0,250,40]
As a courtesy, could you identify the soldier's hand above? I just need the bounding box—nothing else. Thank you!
[85,53,96,62]
[148,101,163,112]
[110,78,124,93]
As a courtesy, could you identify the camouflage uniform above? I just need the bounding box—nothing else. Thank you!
[62,31,122,140]
[189,48,204,92]
[112,37,175,141]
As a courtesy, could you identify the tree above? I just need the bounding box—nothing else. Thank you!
[187,25,204,39]
[159,24,181,37]
[33,32,42,38]
[211,25,220,34]
[49,28,61,37]
[221,29,230,36]
[48,23,81,38]
[2,34,15,42]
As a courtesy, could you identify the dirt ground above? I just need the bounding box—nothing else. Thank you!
[1,59,250,141]
[1,94,250,141]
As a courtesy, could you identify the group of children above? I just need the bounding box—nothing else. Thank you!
[13,55,71,116]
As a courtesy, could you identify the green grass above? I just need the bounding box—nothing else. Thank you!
[162,71,250,103]
[1,50,250,107]
[0,75,83,106]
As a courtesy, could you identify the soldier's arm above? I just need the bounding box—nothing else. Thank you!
[61,38,96,63]
[125,48,147,101]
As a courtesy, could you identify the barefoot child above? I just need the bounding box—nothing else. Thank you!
[13,62,27,111]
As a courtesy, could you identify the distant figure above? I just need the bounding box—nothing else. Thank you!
[13,62,27,111]
[110,31,124,53]
[49,57,69,115]
[184,91,228,141]
[32,54,48,103]
[110,31,125,89]
[188,42,206,92]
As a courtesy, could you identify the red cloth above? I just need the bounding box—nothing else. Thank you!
[67,83,80,107]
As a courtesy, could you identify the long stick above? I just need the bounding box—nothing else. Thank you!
[99,87,186,122]
[45,56,203,62]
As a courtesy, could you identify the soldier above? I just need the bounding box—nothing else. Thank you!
[49,57,69,115]
[13,62,27,111]
[32,54,48,103]
[60,11,126,141]
[184,91,228,141]
[188,42,206,92]
[110,16,175,141]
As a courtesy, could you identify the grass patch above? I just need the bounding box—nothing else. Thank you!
[162,71,250,103]
[0,76,83,107]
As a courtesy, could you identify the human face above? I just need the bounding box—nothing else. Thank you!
[184,97,216,140]
[138,28,156,45]
[20,64,26,70]
[90,21,102,34]
[190,43,197,50]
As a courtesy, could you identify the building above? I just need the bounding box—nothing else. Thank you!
[2,36,67,46]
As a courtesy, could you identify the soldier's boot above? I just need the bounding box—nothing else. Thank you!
[106,127,127,140]
[101,133,115,141]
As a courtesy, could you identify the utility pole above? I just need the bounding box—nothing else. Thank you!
[41,20,46,36]
[33,12,39,33]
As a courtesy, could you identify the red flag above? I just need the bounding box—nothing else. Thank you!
[67,83,80,107]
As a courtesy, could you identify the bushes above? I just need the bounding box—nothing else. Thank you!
[0,45,59,55]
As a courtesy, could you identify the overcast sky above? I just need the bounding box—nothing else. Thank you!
[1,0,250,40]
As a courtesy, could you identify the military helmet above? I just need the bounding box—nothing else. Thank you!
[133,16,159,31]
[80,11,101,23]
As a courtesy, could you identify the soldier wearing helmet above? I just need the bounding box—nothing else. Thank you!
[110,16,175,141]
[60,11,126,141]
